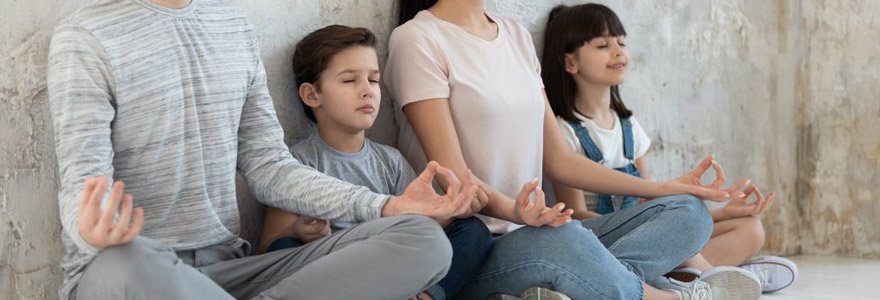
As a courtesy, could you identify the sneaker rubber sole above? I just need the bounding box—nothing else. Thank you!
[700,266,762,300]
[487,287,572,300]
[519,287,572,300]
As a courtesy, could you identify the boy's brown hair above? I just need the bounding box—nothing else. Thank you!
[292,25,377,122]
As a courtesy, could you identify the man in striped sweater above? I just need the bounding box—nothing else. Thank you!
[48,0,477,299]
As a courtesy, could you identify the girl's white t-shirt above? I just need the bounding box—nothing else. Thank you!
[384,10,545,234]
[554,111,651,210]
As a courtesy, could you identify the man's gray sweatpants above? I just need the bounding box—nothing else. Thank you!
[74,215,452,300]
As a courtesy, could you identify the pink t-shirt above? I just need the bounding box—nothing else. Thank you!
[384,10,545,234]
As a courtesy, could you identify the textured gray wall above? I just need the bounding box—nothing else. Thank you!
[798,0,880,258]
[1,0,877,298]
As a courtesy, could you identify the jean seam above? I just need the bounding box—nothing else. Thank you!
[604,203,667,252]
[602,201,673,281]
[469,260,614,299]
[594,201,669,241]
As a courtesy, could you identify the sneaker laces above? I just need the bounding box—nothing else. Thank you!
[688,280,712,300]
[744,264,771,287]
[755,267,770,287]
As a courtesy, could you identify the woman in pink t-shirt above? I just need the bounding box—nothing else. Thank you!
[384,1,743,299]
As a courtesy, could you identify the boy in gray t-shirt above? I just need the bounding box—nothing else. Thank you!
[259,25,493,300]
[287,132,417,231]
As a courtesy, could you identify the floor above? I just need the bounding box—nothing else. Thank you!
[760,255,880,299]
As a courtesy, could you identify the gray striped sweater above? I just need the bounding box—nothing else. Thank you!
[47,0,389,298]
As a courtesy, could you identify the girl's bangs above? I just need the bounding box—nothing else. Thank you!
[564,5,627,52]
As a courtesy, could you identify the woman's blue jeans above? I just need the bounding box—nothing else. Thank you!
[455,194,713,299]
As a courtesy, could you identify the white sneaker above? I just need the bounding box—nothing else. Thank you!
[519,287,572,300]
[700,266,762,300]
[486,294,520,300]
[487,287,572,300]
[653,277,713,300]
[739,256,798,293]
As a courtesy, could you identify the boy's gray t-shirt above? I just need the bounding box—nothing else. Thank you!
[290,132,417,229]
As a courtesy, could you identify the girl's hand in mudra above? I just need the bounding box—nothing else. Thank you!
[662,155,743,201]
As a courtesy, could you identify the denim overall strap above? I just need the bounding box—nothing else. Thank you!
[610,117,642,213]
[567,118,643,214]
[567,120,614,214]
[621,118,635,161]
[566,120,604,163]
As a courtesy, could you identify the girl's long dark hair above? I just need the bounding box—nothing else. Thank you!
[398,0,438,26]
[542,4,632,123]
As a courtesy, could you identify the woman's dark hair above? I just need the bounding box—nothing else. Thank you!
[541,4,632,123]
[398,0,438,26]
[292,25,376,122]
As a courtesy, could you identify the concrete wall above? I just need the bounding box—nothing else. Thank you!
[0,0,877,298]
[798,0,880,258]
[1,1,86,298]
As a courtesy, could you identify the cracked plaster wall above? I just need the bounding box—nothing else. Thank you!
[0,0,877,298]
[798,0,880,258]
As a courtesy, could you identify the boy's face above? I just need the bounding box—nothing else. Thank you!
[310,46,381,133]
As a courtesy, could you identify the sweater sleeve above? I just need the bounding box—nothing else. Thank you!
[47,24,117,257]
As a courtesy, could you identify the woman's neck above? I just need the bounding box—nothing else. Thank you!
[317,124,366,154]
[429,0,493,31]
[573,80,615,129]
[149,0,192,9]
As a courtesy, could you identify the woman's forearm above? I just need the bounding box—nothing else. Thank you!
[545,147,669,198]
[477,185,523,224]
[403,99,522,224]
[635,156,650,181]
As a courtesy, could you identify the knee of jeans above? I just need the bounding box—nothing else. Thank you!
[671,195,712,226]
[81,237,174,290]
[94,237,168,267]
[525,222,604,262]
[689,200,713,240]
[395,215,453,273]
[654,195,712,243]
[657,194,701,206]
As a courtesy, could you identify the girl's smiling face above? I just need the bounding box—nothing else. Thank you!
[566,34,630,86]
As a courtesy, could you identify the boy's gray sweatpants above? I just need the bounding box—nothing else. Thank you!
[74,215,451,300]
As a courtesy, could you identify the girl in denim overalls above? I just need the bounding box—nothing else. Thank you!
[542,3,798,294]
[542,4,649,216]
